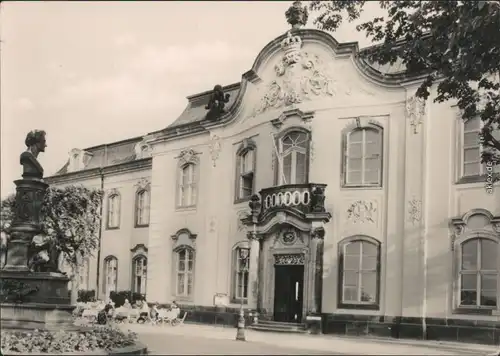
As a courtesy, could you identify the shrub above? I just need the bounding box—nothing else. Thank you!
[77,289,96,303]
[0,326,137,354]
[109,291,143,308]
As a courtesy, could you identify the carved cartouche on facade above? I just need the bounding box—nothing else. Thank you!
[205,84,230,121]
[347,200,377,224]
[285,1,308,30]
[253,32,334,116]
[177,148,200,166]
[21,130,47,180]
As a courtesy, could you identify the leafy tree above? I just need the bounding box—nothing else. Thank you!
[309,0,500,164]
[1,185,103,304]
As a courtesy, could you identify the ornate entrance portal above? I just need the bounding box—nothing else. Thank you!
[240,184,331,323]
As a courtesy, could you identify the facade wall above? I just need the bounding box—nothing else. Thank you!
[43,28,499,343]
[49,167,151,297]
[145,34,499,327]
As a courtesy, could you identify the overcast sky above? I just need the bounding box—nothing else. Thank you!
[1,1,381,198]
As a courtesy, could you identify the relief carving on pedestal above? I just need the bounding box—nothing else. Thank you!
[346,200,377,224]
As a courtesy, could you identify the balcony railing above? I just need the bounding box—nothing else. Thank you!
[255,183,327,218]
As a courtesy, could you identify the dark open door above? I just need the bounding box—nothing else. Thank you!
[273,265,304,323]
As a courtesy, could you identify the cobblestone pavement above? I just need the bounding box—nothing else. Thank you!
[122,323,499,356]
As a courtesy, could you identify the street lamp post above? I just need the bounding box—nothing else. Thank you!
[235,248,249,341]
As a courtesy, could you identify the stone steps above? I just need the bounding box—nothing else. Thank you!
[248,320,307,334]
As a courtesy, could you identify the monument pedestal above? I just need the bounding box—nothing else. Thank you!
[0,270,76,330]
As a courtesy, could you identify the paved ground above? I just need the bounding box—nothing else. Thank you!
[121,322,500,356]
[140,333,332,355]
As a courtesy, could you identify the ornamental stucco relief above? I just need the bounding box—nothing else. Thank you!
[406,95,426,134]
[346,200,378,224]
[208,135,222,167]
[252,32,336,116]
[408,197,422,225]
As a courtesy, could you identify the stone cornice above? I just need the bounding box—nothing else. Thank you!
[44,158,152,185]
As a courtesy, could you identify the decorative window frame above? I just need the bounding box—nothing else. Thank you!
[175,149,201,210]
[341,119,384,189]
[106,189,121,230]
[134,179,151,228]
[337,235,381,310]
[171,228,197,301]
[230,240,250,304]
[273,126,311,186]
[450,208,500,315]
[102,255,118,295]
[234,138,257,204]
[455,112,500,184]
[131,254,148,295]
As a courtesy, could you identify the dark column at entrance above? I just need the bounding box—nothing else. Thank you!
[310,227,325,314]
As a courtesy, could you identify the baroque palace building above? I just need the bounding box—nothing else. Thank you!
[45,3,500,344]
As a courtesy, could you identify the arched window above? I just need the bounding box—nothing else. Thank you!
[343,125,383,187]
[135,189,150,227]
[103,256,118,296]
[458,238,498,308]
[231,243,250,303]
[235,139,257,202]
[175,247,194,297]
[178,163,197,208]
[132,255,147,295]
[338,236,381,309]
[277,130,309,185]
[107,192,121,229]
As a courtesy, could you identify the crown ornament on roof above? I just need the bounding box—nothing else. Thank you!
[281,31,303,65]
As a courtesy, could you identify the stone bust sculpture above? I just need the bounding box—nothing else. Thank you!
[20,130,47,180]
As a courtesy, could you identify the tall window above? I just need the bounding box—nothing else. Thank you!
[232,246,249,303]
[175,248,194,297]
[236,147,255,201]
[459,238,498,308]
[135,189,150,227]
[461,116,500,178]
[103,256,118,296]
[107,194,121,229]
[278,130,308,185]
[178,164,197,207]
[344,126,383,187]
[78,259,90,290]
[132,256,147,295]
[338,237,380,309]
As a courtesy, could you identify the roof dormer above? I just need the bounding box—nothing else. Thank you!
[67,148,93,173]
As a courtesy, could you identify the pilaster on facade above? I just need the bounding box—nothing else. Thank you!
[401,89,428,318]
